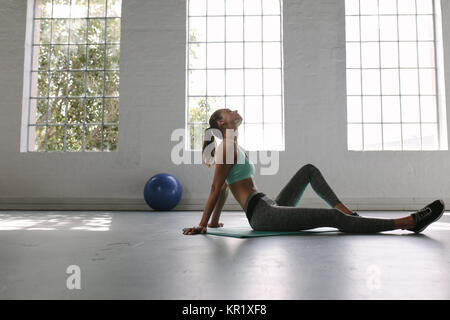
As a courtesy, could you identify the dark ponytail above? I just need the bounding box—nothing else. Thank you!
[202,110,223,168]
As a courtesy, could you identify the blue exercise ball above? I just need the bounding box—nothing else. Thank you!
[144,173,182,211]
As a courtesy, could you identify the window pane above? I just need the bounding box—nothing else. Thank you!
[346,43,360,68]
[348,124,363,150]
[85,98,103,123]
[360,0,378,15]
[400,69,419,95]
[263,69,281,95]
[188,97,207,123]
[244,16,261,41]
[46,125,65,151]
[360,16,379,41]
[420,95,437,122]
[383,124,402,150]
[69,45,87,69]
[263,42,281,68]
[106,18,121,43]
[34,19,51,44]
[189,17,206,42]
[379,16,398,41]
[65,125,83,151]
[53,0,71,18]
[31,72,49,97]
[105,45,120,69]
[345,16,360,41]
[379,0,397,14]
[29,126,46,152]
[263,16,280,41]
[226,70,243,95]
[245,69,263,95]
[208,0,224,15]
[103,125,118,151]
[86,71,104,96]
[362,69,380,95]
[363,123,382,150]
[245,42,262,68]
[347,96,362,123]
[346,69,361,95]
[417,15,434,41]
[244,0,262,15]
[421,123,439,150]
[52,19,70,44]
[263,96,282,123]
[226,16,243,41]
[48,98,66,124]
[29,99,48,124]
[85,124,102,151]
[244,123,263,150]
[70,19,87,44]
[105,71,119,96]
[398,0,416,14]
[361,42,379,68]
[399,42,417,67]
[381,69,400,95]
[49,71,67,96]
[264,123,283,150]
[401,96,420,123]
[263,0,280,15]
[362,96,382,123]
[418,42,435,68]
[398,16,416,41]
[226,43,243,68]
[36,0,52,18]
[207,43,225,69]
[416,0,433,14]
[245,96,263,123]
[67,71,85,96]
[345,0,359,15]
[88,19,105,44]
[419,68,436,95]
[380,42,398,68]
[88,45,105,69]
[71,0,89,18]
[402,123,421,150]
[67,98,84,123]
[207,17,225,42]
[226,0,243,15]
[189,43,206,69]
[89,0,106,17]
[382,96,401,122]
[107,0,122,17]
[50,45,69,70]
[207,70,225,96]
[190,0,207,16]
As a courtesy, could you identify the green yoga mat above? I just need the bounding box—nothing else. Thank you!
[206,227,338,238]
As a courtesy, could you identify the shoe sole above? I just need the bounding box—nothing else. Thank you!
[415,199,445,233]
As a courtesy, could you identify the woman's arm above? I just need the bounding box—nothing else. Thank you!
[209,182,229,227]
[183,142,234,235]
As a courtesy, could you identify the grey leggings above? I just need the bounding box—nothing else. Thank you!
[244,164,396,233]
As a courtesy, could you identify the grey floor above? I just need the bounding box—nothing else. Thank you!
[0,210,449,300]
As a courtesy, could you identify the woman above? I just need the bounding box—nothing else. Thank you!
[182,108,445,235]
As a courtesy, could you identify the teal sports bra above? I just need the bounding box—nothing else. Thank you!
[225,146,255,185]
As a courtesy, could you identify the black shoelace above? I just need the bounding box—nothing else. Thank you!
[415,207,432,220]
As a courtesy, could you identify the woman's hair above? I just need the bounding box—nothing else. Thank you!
[202,109,224,168]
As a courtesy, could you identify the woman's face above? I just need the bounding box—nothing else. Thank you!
[219,108,242,129]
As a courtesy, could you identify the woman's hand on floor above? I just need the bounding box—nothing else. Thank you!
[207,222,224,228]
[182,225,207,235]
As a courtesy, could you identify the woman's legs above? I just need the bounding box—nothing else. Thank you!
[274,163,349,211]
[249,196,398,233]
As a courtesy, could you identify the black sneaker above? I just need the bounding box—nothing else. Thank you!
[407,200,445,233]
[350,211,360,217]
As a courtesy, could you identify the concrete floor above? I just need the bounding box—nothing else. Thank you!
[0,210,449,299]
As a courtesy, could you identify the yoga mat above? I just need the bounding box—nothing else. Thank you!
[206,227,338,238]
